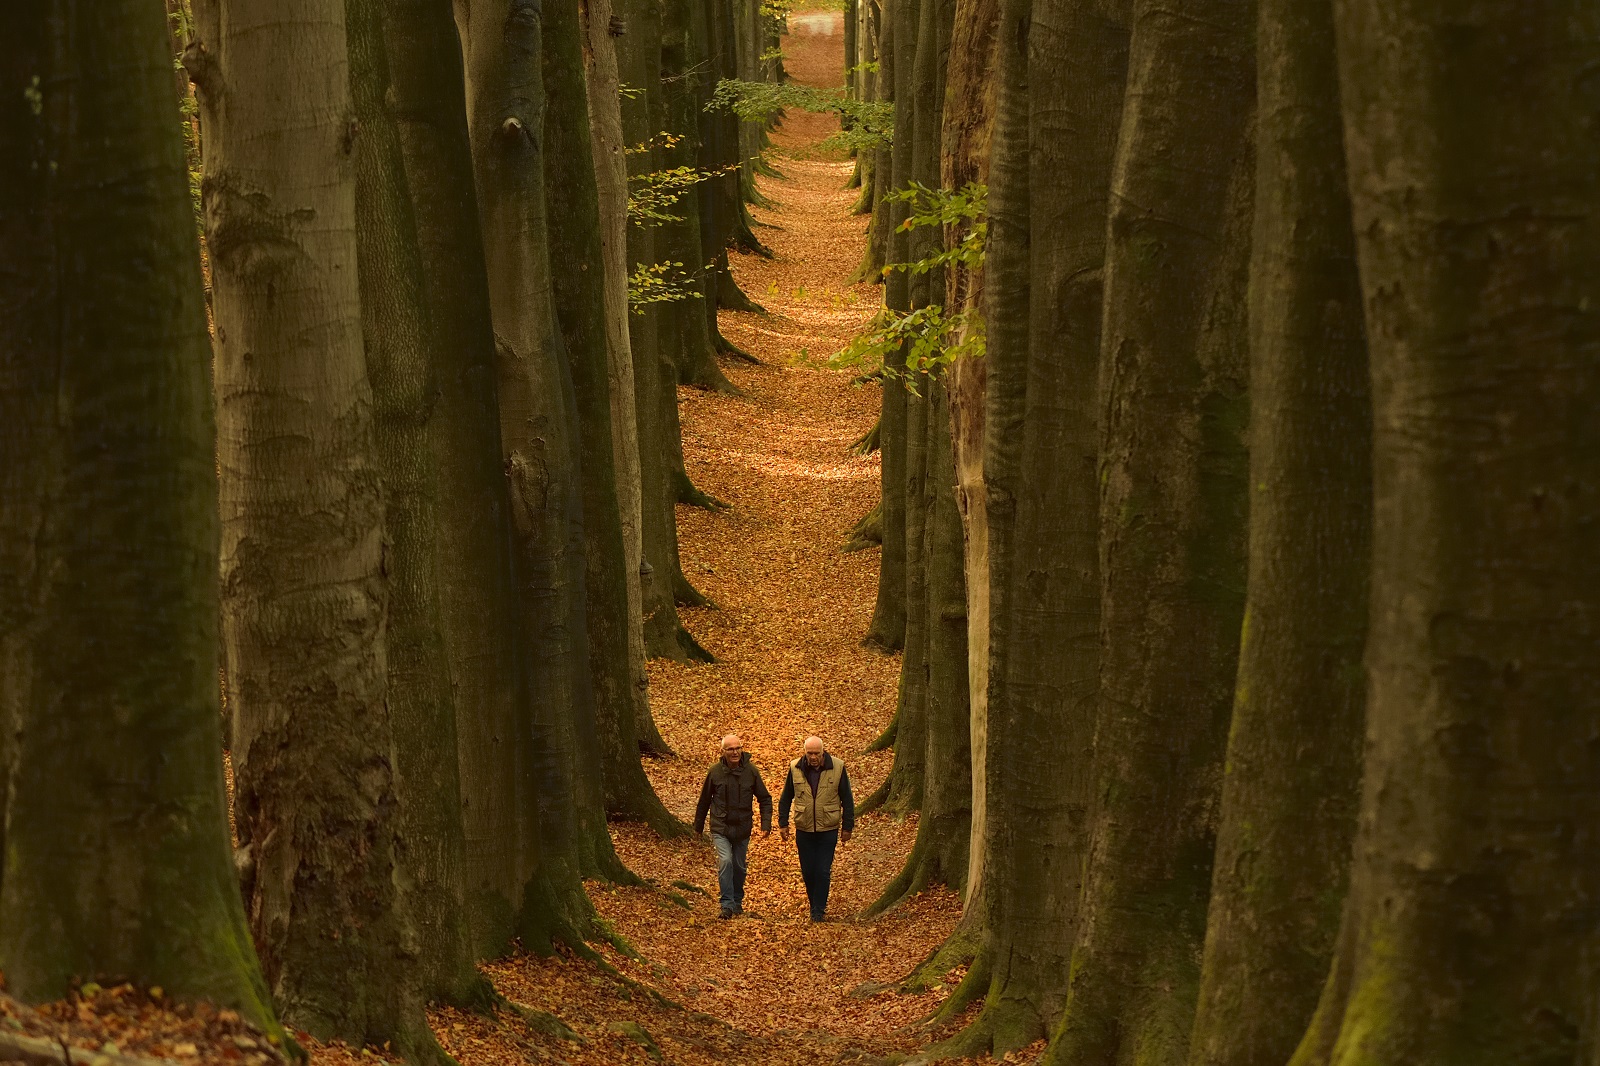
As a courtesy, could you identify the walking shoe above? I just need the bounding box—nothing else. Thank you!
[718,907,734,920]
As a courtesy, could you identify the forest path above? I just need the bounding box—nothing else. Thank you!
[421,14,985,1066]
[607,7,970,1057]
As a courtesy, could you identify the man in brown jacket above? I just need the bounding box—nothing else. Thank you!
[693,733,772,919]
[778,735,856,922]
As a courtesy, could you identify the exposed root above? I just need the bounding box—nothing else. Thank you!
[674,468,730,511]
[673,569,715,609]
[865,710,898,752]
[843,499,883,553]
[856,772,892,816]
[849,418,882,455]
[717,270,768,314]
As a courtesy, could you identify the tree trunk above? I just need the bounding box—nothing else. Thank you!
[457,0,597,954]
[543,0,687,838]
[658,0,738,396]
[617,0,716,665]
[933,0,1130,1056]
[942,0,998,918]
[1042,2,1253,1063]
[192,0,444,1051]
[863,0,911,652]
[1287,5,1600,1065]
[581,0,668,758]
[1185,0,1367,1063]
[0,0,274,1028]
[349,0,495,1011]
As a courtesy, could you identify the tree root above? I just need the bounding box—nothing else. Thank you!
[865,711,898,752]
[673,569,715,609]
[916,993,1043,1065]
[843,500,883,553]
[717,271,767,315]
[856,773,893,816]
[849,418,882,455]
[903,922,983,995]
[674,469,729,511]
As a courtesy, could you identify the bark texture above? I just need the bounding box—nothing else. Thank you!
[458,0,590,954]
[581,0,666,756]
[1288,4,1600,1064]
[1186,0,1367,1062]
[194,0,440,1048]
[1043,1,1253,1063]
[348,0,485,1016]
[543,0,686,838]
[381,0,522,1003]
[0,0,273,1025]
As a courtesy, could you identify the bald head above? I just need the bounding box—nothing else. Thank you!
[803,735,825,768]
[720,734,744,766]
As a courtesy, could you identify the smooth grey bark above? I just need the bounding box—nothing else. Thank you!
[543,0,687,839]
[348,0,492,1019]
[193,0,444,1049]
[1286,4,1600,1065]
[1042,1,1253,1063]
[0,0,274,1028]
[1185,0,1368,1062]
[932,0,1131,1057]
[457,0,597,954]
[863,0,911,652]
[617,0,717,665]
[361,0,523,1006]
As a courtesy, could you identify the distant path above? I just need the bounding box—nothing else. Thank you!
[596,9,973,1060]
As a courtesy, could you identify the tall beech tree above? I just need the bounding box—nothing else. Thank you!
[862,0,908,652]
[1286,5,1600,1065]
[354,0,512,1005]
[580,0,669,756]
[930,0,1132,1055]
[191,0,443,1051]
[616,0,717,664]
[458,0,604,951]
[544,0,686,837]
[1043,1,1252,1063]
[1186,0,1368,1062]
[0,0,274,1025]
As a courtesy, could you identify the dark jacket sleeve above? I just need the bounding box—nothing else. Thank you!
[777,764,795,828]
[753,765,774,833]
[693,770,714,835]
[838,766,856,833]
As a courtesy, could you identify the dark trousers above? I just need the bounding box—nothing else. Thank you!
[795,829,839,920]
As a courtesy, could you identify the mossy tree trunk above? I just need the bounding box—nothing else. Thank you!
[192,0,445,1051]
[543,0,687,839]
[0,0,274,1029]
[931,0,1130,1056]
[1285,5,1600,1065]
[617,0,716,664]
[349,0,496,1010]
[457,0,601,953]
[580,0,670,758]
[863,0,910,652]
[942,0,998,918]
[1185,0,1367,1062]
[1042,1,1253,1063]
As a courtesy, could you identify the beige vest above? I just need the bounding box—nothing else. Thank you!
[789,757,845,832]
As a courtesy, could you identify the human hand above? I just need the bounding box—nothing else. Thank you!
[841,828,852,843]
[780,826,790,841]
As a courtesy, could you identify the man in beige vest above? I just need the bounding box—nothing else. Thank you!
[777,735,856,922]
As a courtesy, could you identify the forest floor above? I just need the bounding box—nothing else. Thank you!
[323,12,1036,1066]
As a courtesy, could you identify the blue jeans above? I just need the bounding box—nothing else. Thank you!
[712,833,749,912]
[796,829,838,920]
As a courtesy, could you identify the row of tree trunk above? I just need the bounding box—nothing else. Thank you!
[856,0,1600,1063]
[0,0,783,1056]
